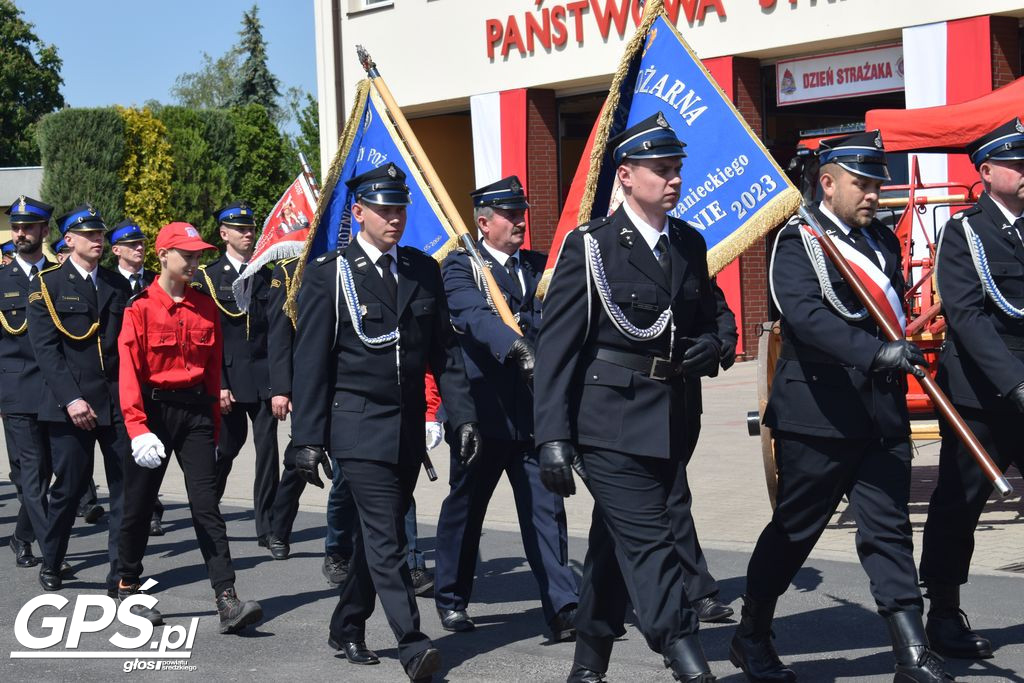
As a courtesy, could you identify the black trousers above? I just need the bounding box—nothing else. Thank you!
[920,407,1023,586]
[216,399,279,538]
[270,440,308,542]
[330,436,430,667]
[678,406,720,603]
[576,446,701,655]
[2,413,51,544]
[434,437,578,624]
[746,431,922,615]
[119,397,236,594]
[43,412,127,589]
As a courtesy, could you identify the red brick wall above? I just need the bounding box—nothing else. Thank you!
[733,57,770,359]
[991,16,1021,88]
[526,89,560,253]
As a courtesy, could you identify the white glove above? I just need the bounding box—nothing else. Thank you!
[131,432,166,469]
[425,421,443,450]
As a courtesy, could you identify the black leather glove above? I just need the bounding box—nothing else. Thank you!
[455,422,482,468]
[539,440,577,498]
[680,334,720,377]
[870,340,926,378]
[294,445,333,488]
[507,337,536,387]
[1007,382,1024,413]
[719,338,738,371]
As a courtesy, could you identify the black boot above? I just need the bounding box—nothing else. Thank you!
[663,633,715,682]
[886,611,955,682]
[729,595,796,682]
[566,633,613,682]
[924,583,992,659]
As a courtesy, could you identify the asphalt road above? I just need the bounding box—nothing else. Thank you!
[2,487,1022,682]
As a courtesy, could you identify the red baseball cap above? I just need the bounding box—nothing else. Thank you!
[155,222,217,252]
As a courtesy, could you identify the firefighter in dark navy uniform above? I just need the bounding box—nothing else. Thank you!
[919,118,1024,660]
[0,196,55,568]
[290,163,480,681]
[193,202,279,546]
[534,113,724,682]
[28,203,130,595]
[731,132,951,682]
[434,176,580,640]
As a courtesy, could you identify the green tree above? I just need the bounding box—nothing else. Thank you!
[0,0,64,165]
[285,88,320,182]
[158,106,232,245]
[171,49,240,109]
[231,5,281,123]
[36,108,125,232]
[118,106,173,269]
[230,103,288,221]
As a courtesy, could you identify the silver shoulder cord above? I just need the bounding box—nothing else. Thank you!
[468,256,521,323]
[961,216,1024,319]
[335,256,402,381]
[797,225,869,321]
[582,232,674,356]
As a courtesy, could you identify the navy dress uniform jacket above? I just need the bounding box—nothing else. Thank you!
[533,206,720,459]
[291,241,476,461]
[268,257,298,397]
[0,259,55,413]
[193,255,273,403]
[935,193,1024,412]
[441,243,544,441]
[763,205,909,439]
[28,261,131,425]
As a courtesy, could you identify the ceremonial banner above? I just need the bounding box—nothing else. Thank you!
[232,172,317,309]
[541,0,801,294]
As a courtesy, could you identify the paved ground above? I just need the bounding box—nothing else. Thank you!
[2,358,1022,680]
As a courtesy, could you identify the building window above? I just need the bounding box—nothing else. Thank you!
[348,0,393,13]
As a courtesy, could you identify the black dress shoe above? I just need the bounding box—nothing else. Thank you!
[410,568,434,596]
[437,608,475,632]
[404,646,441,681]
[59,561,73,577]
[81,504,105,524]
[550,603,577,642]
[10,537,40,568]
[327,637,380,665]
[149,518,165,536]
[567,664,606,682]
[693,595,735,623]
[267,535,290,560]
[118,582,163,626]
[927,611,993,659]
[323,554,349,586]
[216,587,263,634]
[39,566,62,591]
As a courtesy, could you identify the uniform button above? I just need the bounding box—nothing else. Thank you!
[592,374,599,380]
[811,375,817,381]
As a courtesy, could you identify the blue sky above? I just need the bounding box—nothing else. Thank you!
[20,0,317,132]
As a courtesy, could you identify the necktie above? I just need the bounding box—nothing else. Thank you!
[850,226,884,269]
[377,254,397,304]
[29,265,38,281]
[505,256,523,297]
[238,263,247,274]
[1013,218,1024,247]
[654,234,671,283]
[131,274,142,295]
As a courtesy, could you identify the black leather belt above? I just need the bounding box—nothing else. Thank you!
[998,334,1024,352]
[144,385,214,406]
[591,348,677,380]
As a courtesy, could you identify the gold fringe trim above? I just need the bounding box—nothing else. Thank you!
[285,80,373,323]
[707,187,801,276]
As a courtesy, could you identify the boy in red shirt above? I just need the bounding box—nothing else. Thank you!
[117,222,262,633]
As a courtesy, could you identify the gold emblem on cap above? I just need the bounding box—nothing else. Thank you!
[387,164,398,178]
[1016,119,1024,134]
[87,204,96,216]
[17,196,26,212]
[510,178,521,193]
[656,112,668,128]
[874,134,883,149]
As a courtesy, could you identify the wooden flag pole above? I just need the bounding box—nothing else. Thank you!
[798,205,1012,498]
[356,46,523,336]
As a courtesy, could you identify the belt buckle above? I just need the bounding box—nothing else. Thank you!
[649,356,671,380]
[149,388,161,401]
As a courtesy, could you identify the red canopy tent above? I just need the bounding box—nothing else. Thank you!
[864,76,1024,153]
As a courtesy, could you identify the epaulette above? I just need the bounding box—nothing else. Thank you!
[313,249,340,266]
[577,216,613,232]
[398,244,429,259]
[952,204,982,221]
[128,289,148,304]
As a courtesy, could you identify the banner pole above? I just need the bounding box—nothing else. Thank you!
[798,204,1012,497]
[298,152,322,202]
[356,46,522,337]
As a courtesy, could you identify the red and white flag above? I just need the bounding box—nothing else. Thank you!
[233,173,318,310]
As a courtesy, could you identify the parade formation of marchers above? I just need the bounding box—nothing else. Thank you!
[4,4,1024,682]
